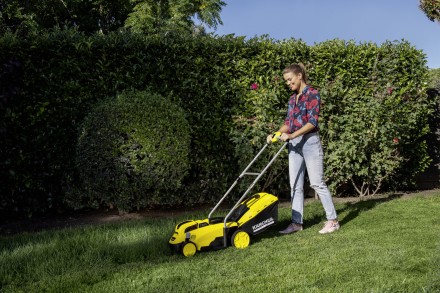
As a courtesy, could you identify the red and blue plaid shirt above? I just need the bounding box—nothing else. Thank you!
[284,86,320,133]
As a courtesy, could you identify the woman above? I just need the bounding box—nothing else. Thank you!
[267,63,339,234]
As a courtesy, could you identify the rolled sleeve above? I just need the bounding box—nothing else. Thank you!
[306,92,320,128]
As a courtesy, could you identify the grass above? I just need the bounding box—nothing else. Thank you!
[1,191,440,292]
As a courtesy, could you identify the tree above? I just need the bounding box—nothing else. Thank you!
[419,0,440,22]
[428,68,440,89]
[124,0,225,34]
[0,0,225,35]
[0,0,133,34]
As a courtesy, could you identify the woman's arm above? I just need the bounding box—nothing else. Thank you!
[281,122,315,141]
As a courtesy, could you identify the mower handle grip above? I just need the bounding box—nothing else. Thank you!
[270,131,282,143]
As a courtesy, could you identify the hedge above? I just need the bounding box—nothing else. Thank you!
[66,90,191,212]
[0,28,433,217]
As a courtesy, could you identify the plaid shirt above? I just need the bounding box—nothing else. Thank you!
[284,86,320,133]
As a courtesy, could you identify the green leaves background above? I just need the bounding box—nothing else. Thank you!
[0,30,434,216]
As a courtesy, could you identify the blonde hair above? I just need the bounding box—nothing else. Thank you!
[283,63,308,84]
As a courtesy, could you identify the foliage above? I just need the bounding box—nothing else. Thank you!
[0,28,100,217]
[0,0,133,34]
[0,29,433,217]
[419,0,440,22]
[125,0,225,34]
[67,90,191,212]
[425,68,440,182]
[230,38,432,197]
[312,40,432,196]
[428,67,440,89]
[0,29,241,217]
[0,0,225,35]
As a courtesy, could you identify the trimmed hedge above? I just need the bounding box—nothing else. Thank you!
[0,28,433,217]
[66,90,191,212]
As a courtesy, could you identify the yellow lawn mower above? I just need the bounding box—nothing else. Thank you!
[169,133,287,257]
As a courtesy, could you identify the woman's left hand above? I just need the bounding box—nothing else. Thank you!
[280,133,291,141]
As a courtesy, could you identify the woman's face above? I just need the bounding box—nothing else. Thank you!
[283,72,302,92]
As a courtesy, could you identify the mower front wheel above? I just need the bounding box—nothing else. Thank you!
[231,230,250,249]
[182,242,197,257]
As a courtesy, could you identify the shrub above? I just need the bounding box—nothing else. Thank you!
[230,39,432,197]
[313,40,432,195]
[66,90,191,212]
[428,68,440,89]
[0,29,434,217]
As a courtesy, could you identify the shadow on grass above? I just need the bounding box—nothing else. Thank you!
[251,193,404,244]
[336,193,404,226]
[0,192,407,280]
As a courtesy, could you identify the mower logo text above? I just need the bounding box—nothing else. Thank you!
[252,217,274,232]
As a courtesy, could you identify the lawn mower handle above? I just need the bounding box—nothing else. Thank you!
[205,132,288,248]
[221,140,287,246]
[208,132,285,221]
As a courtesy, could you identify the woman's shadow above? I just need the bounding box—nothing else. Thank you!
[334,193,404,227]
[253,193,404,242]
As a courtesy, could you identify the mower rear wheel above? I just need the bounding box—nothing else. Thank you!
[232,230,250,249]
[182,242,197,257]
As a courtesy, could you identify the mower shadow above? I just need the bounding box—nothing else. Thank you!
[251,193,404,244]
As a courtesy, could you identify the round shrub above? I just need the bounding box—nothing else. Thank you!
[69,90,191,211]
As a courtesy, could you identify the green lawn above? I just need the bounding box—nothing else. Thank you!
[1,191,440,292]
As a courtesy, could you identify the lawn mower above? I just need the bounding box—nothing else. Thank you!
[169,132,288,257]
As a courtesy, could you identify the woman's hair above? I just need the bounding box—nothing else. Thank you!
[283,63,308,83]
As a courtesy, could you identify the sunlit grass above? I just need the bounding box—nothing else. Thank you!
[1,192,439,292]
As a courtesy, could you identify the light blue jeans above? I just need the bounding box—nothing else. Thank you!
[288,132,337,224]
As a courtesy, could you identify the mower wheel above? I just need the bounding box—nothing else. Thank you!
[182,242,197,257]
[231,230,250,249]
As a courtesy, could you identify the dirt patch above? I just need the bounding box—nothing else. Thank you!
[1,189,438,236]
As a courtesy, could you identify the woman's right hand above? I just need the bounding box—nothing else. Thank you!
[267,134,274,144]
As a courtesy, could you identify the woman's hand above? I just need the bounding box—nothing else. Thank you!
[266,134,274,144]
[267,132,292,143]
[280,133,291,141]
